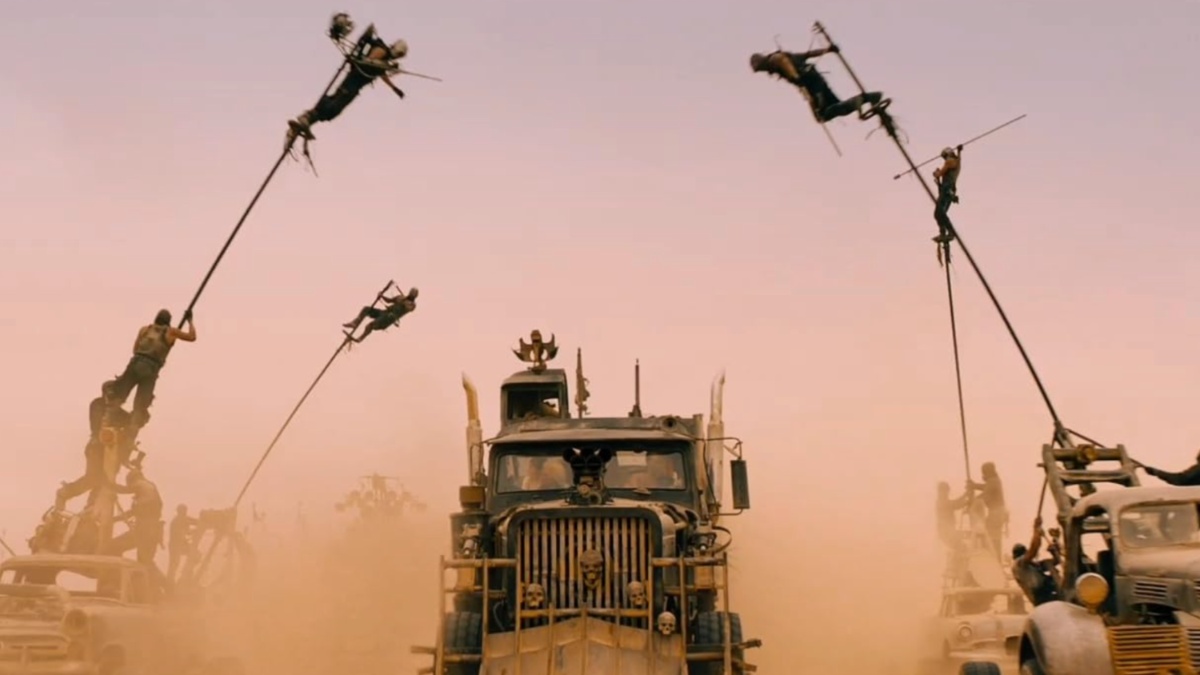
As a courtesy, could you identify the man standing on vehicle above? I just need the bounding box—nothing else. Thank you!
[1011,517,1061,606]
[109,468,165,578]
[936,481,970,549]
[967,462,1009,560]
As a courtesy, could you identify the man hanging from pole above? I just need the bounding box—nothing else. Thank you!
[932,145,963,244]
[103,309,196,431]
[285,14,411,151]
[749,45,888,123]
[343,286,418,344]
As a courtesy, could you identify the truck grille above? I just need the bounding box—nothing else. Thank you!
[1108,625,1196,674]
[0,635,69,661]
[515,515,653,612]
[1132,579,1170,604]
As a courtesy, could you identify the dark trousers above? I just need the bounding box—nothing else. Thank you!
[109,521,164,578]
[58,441,105,506]
[108,355,162,426]
[934,182,957,235]
[308,71,373,125]
[817,91,884,121]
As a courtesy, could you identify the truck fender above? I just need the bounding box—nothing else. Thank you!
[1021,601,1114,675]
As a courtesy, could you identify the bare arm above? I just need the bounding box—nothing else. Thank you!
[1021,519,1044,563]
[1147,463,1200,486]
[169,322,196,343]
[789,48,834,60]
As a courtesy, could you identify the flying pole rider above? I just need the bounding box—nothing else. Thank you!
[932,145,964,244]
[285,13,409,150]
[342,286,418,344]
[749,44,888,124]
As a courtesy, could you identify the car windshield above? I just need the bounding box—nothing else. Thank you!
[495,444,687,494]
[1118,502,1200,548]
[0,564,123,598]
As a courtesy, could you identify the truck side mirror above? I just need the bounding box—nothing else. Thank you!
[731,459,750,510]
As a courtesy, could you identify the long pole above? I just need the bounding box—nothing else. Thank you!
[175,60,351,328]
[190,280,395,581]
[812,21,1067,447]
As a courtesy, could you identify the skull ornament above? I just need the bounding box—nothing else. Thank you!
[657,611,676,636]
[523,583,545,610]
[579,549,604,591]
[627,581,647,608]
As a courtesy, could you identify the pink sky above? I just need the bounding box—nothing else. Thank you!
[2,0,1200,664]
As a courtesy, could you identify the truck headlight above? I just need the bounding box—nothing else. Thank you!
[1076,573,1109,610]
[956,623,973,642]
[61,609,89,637]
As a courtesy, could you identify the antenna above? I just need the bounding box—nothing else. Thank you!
[628,360,643,418]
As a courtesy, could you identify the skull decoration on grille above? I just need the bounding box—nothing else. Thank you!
[579,549,604,591]
[657,611,676,636]
[523,582,545,610]
[627,581,647,608]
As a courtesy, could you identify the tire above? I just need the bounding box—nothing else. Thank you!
[960,662,1002,675]
[689,612,744,675]
[1020,658,1045,675]
[442,611,483,675]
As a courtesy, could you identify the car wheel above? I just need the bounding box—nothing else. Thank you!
[960,662,1002,675]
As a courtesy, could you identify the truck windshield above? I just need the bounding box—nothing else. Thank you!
[495,445,687,494]
[1118,502,1200,548]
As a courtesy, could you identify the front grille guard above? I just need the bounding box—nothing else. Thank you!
[411,555,753,675]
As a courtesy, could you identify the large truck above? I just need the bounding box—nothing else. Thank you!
[413,330,761,675]
[965,440,1200,675]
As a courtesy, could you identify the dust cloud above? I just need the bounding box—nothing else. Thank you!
[183,460,945,675]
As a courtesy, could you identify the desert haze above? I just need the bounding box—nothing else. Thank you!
[3,0,1200,674]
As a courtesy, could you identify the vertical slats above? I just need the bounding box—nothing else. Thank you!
[517,515,651,621]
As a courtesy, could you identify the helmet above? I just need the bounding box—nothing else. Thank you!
[1012,543,1027,558]
[408,287,419,299]
[389,39,408,59]
[940,147,955,158]
[154,309,172,325]
[749,53,767,71]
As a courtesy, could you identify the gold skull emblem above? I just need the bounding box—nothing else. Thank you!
[579,549,604,591]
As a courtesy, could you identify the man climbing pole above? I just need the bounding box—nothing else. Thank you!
[285,17,410,151]
[55,392,137,511]
[750,44,887,123]
[104,309,196,429]
[342,286,418,344]
[932,145,963,244]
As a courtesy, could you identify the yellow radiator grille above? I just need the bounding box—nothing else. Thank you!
[1108,625,1192,675]
[515,515,653,611]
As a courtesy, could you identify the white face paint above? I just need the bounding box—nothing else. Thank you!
[657,611,676,636]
